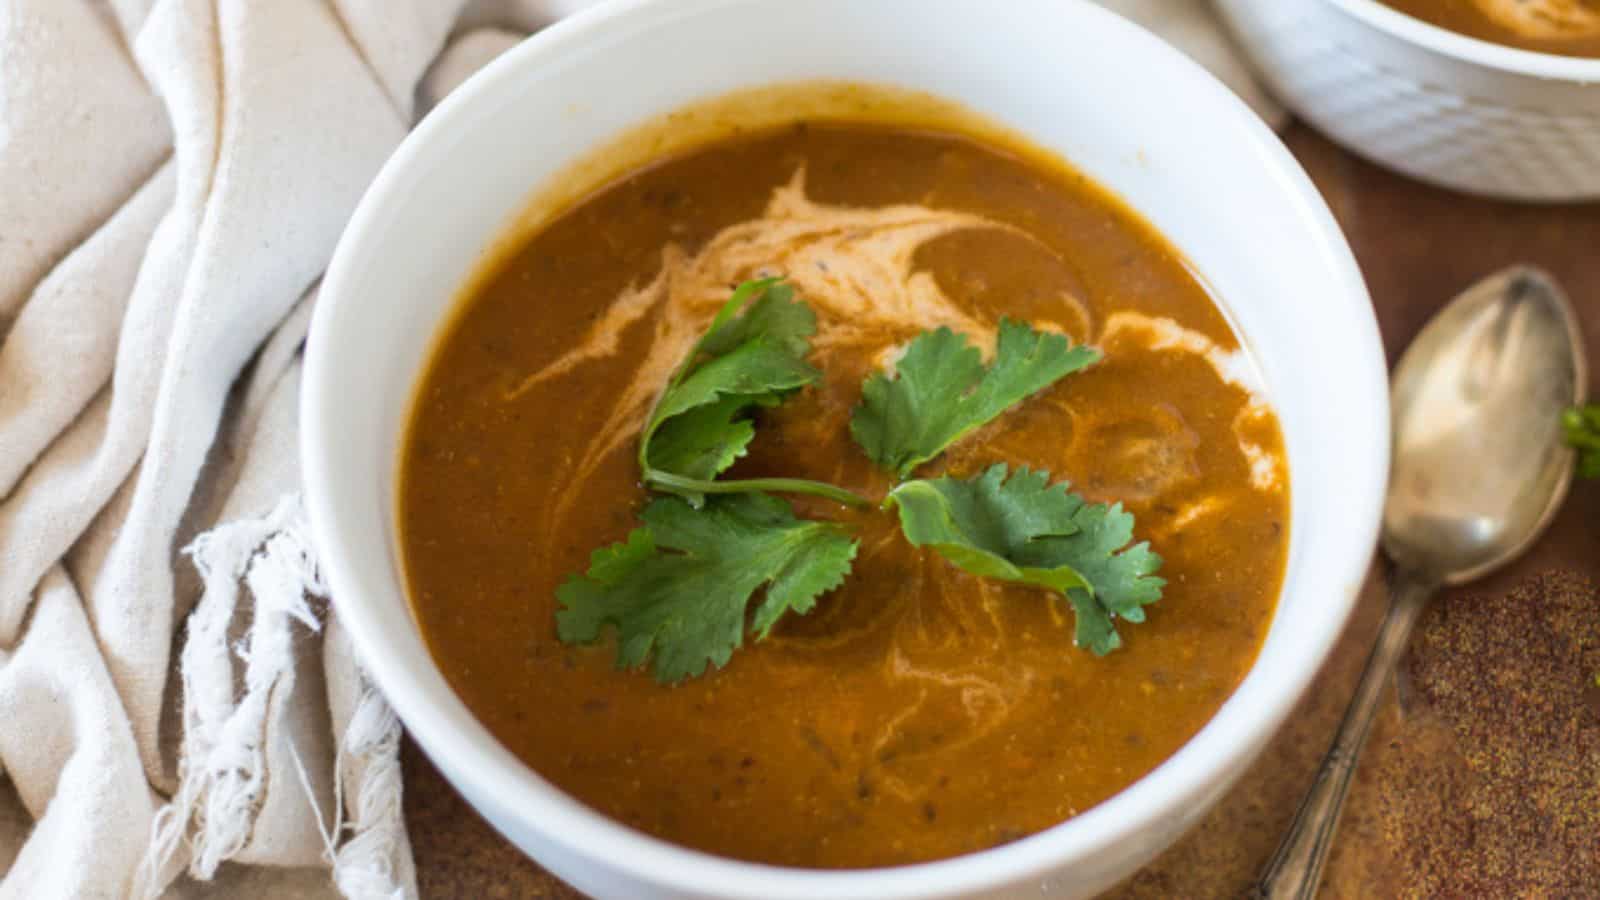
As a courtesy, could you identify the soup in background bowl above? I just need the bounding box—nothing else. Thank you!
[1380,0,1600,57]
[301,1,1388,897]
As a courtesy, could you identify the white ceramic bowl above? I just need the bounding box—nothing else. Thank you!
[302,1,1389,897]
[1218,0,1600,202]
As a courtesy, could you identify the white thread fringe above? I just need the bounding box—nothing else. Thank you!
[135,494,412,900]
[332,689,411,900]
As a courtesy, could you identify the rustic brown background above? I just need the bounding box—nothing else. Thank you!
[401,125,1600,899]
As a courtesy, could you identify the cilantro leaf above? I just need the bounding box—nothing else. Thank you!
[640,280,818,488]
[1563,405,1600,479]
[639,279,868,508]
[556,492,858,683]
[644,394,773,483]
[696,279,817,360]
[885,463,1164,654]
[851,319,1101,479]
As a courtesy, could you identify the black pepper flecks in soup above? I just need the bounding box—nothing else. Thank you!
[401,100,1289,868]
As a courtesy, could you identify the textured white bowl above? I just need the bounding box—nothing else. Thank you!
[301,0,1389,897]
[1218,0,1600,202]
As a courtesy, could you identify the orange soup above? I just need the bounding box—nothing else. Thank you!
[1380,0,1600,57]
[400,90,1289,868]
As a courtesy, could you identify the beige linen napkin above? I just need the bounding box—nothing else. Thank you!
[0,2,1278,897]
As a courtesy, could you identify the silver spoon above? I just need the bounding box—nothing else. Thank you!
[1252,266,1587,899]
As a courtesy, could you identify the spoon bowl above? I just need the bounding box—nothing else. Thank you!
[1255,264,1586,899]
[1385,267,1586,583]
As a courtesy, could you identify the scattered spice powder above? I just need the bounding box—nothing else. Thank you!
[1369,570,1600,897]
[1111,569,1599,898]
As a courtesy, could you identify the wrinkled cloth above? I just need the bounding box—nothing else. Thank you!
[0,1,1276,897]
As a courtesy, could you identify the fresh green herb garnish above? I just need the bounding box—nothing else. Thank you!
[850,319,1101,479]
[1562,405,1600,479]
[640,279,868,508]
[885,464,1165,655]
[558,278,1161,681]
[556,492,858,683]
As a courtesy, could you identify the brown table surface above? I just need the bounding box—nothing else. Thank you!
[401,124,1600,899]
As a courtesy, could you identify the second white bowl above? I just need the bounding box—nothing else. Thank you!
[1219,0,1600,202]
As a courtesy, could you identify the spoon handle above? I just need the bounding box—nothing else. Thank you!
[1250,570,1435,900]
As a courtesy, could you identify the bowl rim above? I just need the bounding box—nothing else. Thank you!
[1325,0,1600,81]
[302,0,1388,896]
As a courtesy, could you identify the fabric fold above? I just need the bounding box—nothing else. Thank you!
[0,0,169,324]
[91,0,417,789]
